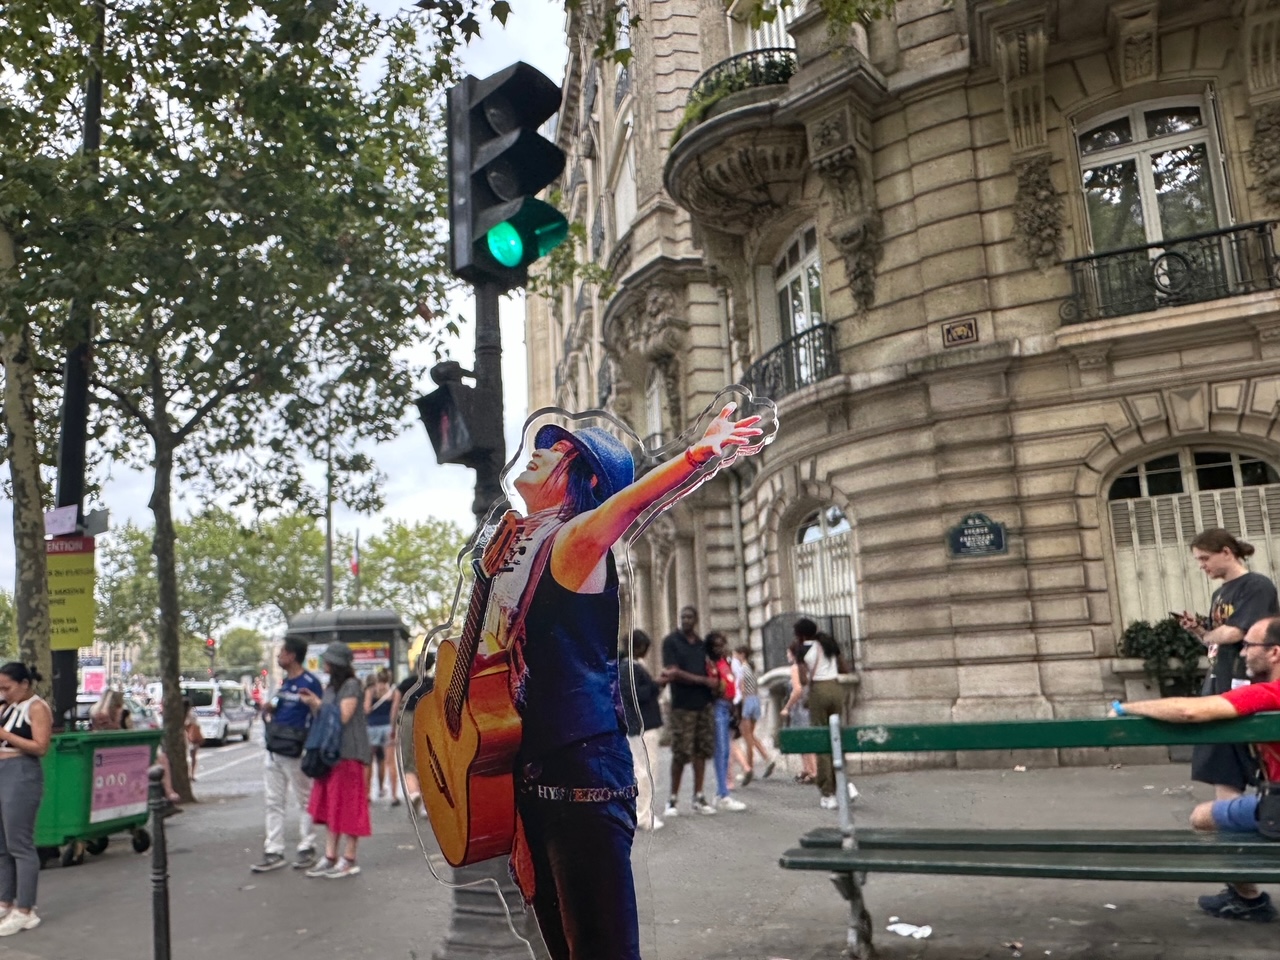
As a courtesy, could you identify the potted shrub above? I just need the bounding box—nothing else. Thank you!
[1118,616,1205,698]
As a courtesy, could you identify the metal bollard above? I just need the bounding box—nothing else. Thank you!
[147,766,172,960]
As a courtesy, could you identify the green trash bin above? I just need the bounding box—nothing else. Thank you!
[34,728,164,862]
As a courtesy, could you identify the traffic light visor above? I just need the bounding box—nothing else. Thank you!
[480,198,568,270]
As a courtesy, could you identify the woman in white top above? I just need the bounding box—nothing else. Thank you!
[804,632,846,809]
[0,662,52,937]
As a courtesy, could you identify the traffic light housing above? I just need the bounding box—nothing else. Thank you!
[448,62,569,288]
[415,363,499,467]
[205,637,217,660]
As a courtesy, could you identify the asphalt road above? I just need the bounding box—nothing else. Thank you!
[6,728,1280,960]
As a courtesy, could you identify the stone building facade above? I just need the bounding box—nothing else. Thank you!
[526,0,1280,762]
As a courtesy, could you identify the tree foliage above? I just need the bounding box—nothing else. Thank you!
[340,517,467,632]
[0,588,17,661]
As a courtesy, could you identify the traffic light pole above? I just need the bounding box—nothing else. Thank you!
[471,281,505,518]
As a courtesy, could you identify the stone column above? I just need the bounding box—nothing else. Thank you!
[433,859,548,960]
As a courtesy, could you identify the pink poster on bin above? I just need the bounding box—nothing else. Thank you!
[90,745,151,823]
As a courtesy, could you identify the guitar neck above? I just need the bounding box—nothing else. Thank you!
[444,560,492,735]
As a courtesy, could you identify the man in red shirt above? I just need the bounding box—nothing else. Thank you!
[1113,616,1280,922]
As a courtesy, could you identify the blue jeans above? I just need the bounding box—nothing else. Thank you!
[713,700,732,799]
[1211,794,1260,832]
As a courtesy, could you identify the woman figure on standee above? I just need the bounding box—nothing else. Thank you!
[299,642,371,879]
[364,668,396,802]
[780,642,816,784]
[1177,528,1280,800]
[0,663,52,937]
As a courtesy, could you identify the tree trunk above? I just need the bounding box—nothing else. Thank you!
[149,389,193,801]
[0,227,53,698]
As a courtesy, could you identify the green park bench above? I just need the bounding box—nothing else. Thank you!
[777,713,1280,958]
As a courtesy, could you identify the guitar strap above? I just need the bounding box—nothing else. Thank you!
[502,517,563,712]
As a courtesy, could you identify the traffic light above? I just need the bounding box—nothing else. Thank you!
[415,362,498,467]
[448,62,569,287]
[204,637,217,660]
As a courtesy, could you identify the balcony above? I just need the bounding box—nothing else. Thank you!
[744,324,837,401]
[1059,221,1280,325]
[673,48,797,144]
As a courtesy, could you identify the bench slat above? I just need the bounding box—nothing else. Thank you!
[778,712,1280,754]
[800,827,1277,854]
[779,845,1280,882]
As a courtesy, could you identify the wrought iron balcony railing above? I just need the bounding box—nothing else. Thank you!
[673,47,796,142]
[744,324,837,401]
[1060,221,1280,325]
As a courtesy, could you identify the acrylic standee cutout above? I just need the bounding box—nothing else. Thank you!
[395,385,778,959]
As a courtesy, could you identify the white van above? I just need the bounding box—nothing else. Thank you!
[181,680,255,744]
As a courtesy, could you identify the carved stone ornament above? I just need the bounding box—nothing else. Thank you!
[1248,100,1280,212]
[1243,0,1280,105]
[698,227,754,373]
[1011,153,1063,270]
[1109,1,1158,89]
[816,145,883,313]
[994,21,1048,156]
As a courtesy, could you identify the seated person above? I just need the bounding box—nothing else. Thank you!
[1112,615,1280,923]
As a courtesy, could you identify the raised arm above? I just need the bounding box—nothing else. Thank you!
[553,404,763,590]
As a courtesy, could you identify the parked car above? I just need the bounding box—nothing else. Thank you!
[180,681,254,744]
[74,693,159,730]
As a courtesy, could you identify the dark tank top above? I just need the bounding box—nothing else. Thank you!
[516,551,625,760]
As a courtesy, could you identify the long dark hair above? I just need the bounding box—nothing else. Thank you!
[557,448,602,520]
[327,663,355,691]
[0,662,43,686]
[705,631,728,662]
[814,631,841,662]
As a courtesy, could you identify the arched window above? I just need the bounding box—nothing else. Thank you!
[1106,446,1280,627]
[792,505,861,648]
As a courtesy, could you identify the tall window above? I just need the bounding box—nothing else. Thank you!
[644,365,664,448]
[775,224,823,341]
[1078,99,1225,253]
[1106,447,1280,629]
[792,505,860,646]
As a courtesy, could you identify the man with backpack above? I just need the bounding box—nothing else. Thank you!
[251,636,323,872]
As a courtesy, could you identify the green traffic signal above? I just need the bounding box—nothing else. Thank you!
[480,198,569,270]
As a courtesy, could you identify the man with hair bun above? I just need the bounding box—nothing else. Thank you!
[1176,528,1280,801]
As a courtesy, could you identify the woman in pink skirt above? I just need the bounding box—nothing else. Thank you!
[298,642,371,878]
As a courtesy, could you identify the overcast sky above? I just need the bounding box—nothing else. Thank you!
[0,0,569,592]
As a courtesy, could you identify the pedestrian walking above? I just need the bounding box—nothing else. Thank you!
[805,630,850,809]
[619,630,665,831]
[183,697,203,781]
[365,668,396,802]
[660,605,719,817]
[706,632,746,812]
[732,645,778,783]
[252,637,323,873]
[1177,528,1280,800]
[0,663,52,937]
[299,642,371,879]
[393,651,434,815]
[781,637,817,785]
[89,690,130,731]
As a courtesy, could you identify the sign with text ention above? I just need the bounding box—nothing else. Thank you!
[90,745,151,823]
[46,536,96,650]
[946,513,1008,558]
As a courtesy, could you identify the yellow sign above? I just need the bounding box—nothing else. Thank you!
[46,536,96,651]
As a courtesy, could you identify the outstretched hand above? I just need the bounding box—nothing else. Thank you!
[688,403,765,468]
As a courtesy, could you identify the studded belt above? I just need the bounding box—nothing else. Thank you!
[522,783,639,803]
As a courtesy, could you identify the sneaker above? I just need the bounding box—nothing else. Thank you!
[762,757,777,779]
[250,852,287,873]
[304,857,336,878]
[652,817,665,831]
[292,848,318,870]
[0,910,40,936]
[820,794,838,810]
[1198,887,1277,922]
[325,858,361,879]
[692,795,718,816]
[662,801,679,819]
[741,769,754,787]
[848,782,860,802]
[390,797,402,808]
[715,795,747,812]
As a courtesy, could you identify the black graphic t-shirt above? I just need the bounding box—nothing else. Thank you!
[1205,571,1280,693]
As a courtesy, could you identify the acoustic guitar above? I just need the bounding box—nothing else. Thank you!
[413,511,527,867]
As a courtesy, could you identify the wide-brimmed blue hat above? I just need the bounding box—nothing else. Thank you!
[534,424,634,502]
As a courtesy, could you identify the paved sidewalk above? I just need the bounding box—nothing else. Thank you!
[12,747,1280,959]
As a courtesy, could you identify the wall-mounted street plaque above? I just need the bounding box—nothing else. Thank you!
[942,317,978,348]
[947,512,1007,557]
